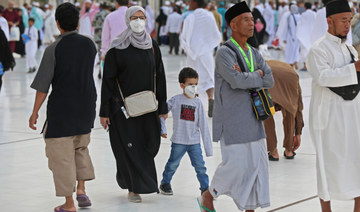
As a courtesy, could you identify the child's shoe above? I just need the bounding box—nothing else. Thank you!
[159,183,173,195]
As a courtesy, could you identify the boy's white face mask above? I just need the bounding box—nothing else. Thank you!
[129,19,146,33]
[184,85,197,98]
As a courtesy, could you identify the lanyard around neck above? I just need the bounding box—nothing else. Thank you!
[230,37,254,72]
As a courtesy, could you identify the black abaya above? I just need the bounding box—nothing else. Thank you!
[0,28,15,91]
[100,40,167,194]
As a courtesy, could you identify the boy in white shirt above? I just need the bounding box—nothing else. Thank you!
[159,67,213,195]
[24,18,38,73]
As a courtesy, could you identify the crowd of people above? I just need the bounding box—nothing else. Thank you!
[0,0,360,212]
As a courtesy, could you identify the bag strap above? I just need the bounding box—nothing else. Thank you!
[223,42,247,73]
[291,14,297,26]
[116,46,157,102]
[346,45,356,63]
[152,46,156,95]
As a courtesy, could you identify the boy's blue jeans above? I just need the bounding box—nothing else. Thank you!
[161,143,209,192]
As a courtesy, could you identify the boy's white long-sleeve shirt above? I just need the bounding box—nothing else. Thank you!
[165,94,213,156]
[24,26,38,42]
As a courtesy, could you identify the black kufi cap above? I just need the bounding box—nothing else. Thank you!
[225,1,251,25]
[326,0,351,17]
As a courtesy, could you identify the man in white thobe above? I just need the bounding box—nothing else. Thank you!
[310,0,352,45]
[180,0,221,117]
[145,5,155,35]
[263,1,275,46]
[296,2,316,70]
[306,0,360,210]
[79,0,98,37]
[284,5,301,69]
[276,3,290,50]
[43,4,59,45]
[278,0,289,22]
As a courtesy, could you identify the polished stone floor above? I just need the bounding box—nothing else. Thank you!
[0,45,355,212]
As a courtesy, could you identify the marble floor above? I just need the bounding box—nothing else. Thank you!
[0,45,355,212]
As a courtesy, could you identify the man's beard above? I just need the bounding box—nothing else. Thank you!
[85,8,90,12]
[336,34,347,40]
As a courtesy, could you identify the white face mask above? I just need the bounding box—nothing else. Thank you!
[184,85,197,98]
[129,19,146,33]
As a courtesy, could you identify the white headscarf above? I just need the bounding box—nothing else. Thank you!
[290,5,299,14]
[110,6,152,50]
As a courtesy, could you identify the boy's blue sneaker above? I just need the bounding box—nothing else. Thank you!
[159,183,173,195]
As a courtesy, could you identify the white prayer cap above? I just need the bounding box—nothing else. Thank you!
[176,1,183,6]
[32,2,40,7]
[283,0,288,3]
[130,1,138,5]
[44,4,49,8]
[165,1,171,6]
[75,2,80,7]
[291,1,297,4]
[85,0,92,3]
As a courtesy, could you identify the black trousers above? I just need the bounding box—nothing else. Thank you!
[169,33,179,54]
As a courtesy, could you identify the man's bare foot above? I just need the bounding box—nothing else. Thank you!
[77,180,86,195]
[54,204,76,212]
[201,190,215,212]
[294,62,298,70]
[285,149,295,157]
[76,189,86,196]
[269,149,279,159]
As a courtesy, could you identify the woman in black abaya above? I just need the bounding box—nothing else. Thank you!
[100,6,167,203]
[0,28,16,91]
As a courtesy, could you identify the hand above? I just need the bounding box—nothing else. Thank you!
[233,64,241,72]
[161,134,167,138]
[8,21,13,26]
[159,114,168,120]
[257,69,264,77]
[292,134,301,151]
[100,117,110,130]
[101,55,105,61]
[29,113,39,130]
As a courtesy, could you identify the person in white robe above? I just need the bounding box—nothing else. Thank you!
[278,0,289,22]
[24,18,38,73]
[306,0,360,210]
[263,1,276,46]
[276,4,290,50]
[145,5,155,35]
[296,2,316,70]
[180,0,221,117]
[42,4,59,45]
[310,0,352,45]
[79,0,99,37]
[254,0,265,14]
[0,10,9,41]
[162,1,173,16]
[284,5,301,69]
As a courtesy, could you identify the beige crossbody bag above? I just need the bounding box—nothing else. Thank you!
[115,49,158,118]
